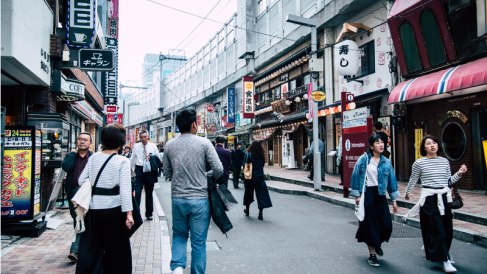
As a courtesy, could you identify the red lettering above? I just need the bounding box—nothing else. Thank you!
[1,189,13,207]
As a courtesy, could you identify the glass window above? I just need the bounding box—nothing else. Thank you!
[399,22,423,74]
[420,10,447,67]
[227,30,234,43]
[219,41,225,52]
[357,40,375,77]
[441,122,467,161]
[198,51,203,60]
[259,0,266,14]
[218,31,225,42]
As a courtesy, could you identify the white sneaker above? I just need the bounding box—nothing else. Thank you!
[443,261,457,273]
[172,267,183,274]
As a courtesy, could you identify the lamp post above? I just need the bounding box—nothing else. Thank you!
[286,14,321,191]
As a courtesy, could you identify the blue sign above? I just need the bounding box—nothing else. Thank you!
[227,87,236,123]
[113,114,118,120]
[236,113,241,127]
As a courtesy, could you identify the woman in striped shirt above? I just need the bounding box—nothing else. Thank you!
[405,135,467,273]
[76,124,134,274]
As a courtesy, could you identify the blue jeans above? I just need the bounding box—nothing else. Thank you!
[171,198,211,274]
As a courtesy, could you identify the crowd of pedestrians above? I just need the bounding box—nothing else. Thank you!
[60,113,468,273]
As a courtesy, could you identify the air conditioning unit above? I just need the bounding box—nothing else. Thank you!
[393,102,407,116]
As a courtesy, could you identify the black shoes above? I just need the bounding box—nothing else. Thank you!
[258,215,263,220]
[234,186,240,189]
[375,247,384,257]
[307,175,325,181]
[146,215,153,220]
[243,209,249,216]
[68,252,78,262]
[307,175,312,180]
[368,254,380,267]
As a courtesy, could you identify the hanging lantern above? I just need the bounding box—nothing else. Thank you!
[335,40,359,76]
[338,105,342,112]
[349,102,356,110]
[320,110,326,117]
[329,107,335,114]
[285,100,291,106]
[334,106,339,113]
[325,108,330,115]
[346,104,350,111]
[295,97,301,103]
[303,94,308,100]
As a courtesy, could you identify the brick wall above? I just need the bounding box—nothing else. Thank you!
[403,91,487,190]
[88,123,97,152]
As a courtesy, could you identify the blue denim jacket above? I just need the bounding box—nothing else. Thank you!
[350,153,401,201]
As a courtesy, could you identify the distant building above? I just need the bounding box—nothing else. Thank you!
[142,53,186,87]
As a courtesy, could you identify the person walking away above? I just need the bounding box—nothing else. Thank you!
[350,134,400,267]
[404,135,467,273]
[214,135,231,188]
[76,124,134,274]
[122,146,132,159]
[231,142,245,189]
[337,136,343,185]
[130,130,161,220]
[61,132,93,262]
[243,141,273,220]
[307,136,325,181]
[163,109,223,274]
[374,121,390,158]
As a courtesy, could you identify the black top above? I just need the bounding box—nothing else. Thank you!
[246,153,265,180]
[231,148,246,167]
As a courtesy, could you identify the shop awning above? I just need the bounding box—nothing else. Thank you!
[388,57,487,104]
[388,0,423,19]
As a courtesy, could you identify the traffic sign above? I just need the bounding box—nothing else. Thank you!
[346,94,354,102]
[206,103,215,113]
[311,91,326,102]
[113,114,118,121]
[79,49,114,71]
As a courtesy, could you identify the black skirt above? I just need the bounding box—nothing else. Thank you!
[419,193,453,262]
[356,186,392,248]
[243,177,273,209]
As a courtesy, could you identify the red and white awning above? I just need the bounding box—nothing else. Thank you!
[388,57,487,104]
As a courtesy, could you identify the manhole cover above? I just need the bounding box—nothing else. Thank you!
[349,221,422,238]
[187,240,220,252]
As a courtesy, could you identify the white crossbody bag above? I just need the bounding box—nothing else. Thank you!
[354,155,368,222]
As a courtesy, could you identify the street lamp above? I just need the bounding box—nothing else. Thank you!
[286,14,321,191]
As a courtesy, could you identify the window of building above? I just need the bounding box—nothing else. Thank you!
[441,122,467,161]
[227,29,234,43]
[219,40,225,52]
[356,40,375,77]
[211,38,217,58]
[192,57,197,74]
[399,22,423,74]
[218,30,225,42]
[259,0,267,14]
[420,10,447,67]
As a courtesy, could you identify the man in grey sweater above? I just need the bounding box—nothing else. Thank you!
[163,109,223,274]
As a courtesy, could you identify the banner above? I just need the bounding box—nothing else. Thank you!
[2,127,42,220]
[242,77,254,119]
[105,37,118,106]
[307,83,313,122]
[415,128,423,161]
[227,87,236,123]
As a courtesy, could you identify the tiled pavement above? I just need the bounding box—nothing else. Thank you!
[1,189,170,274]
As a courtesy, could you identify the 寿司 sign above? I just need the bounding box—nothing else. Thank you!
[334,40,359,76]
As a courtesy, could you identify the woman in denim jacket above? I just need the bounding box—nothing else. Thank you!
[350,134,401,267]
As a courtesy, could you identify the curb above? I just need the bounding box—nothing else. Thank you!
[266,184,487,248]
[153,189,172,274]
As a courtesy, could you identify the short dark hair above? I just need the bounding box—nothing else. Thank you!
[236,142,242,146]
[176,109,197,133]
[420,134,443,156]
[248,141,265,158]
[215,135,226,144]
[139,130,148,136]
[374,121,383,130]
[124,146,131,151]
[79,131,92,142]
[366,134,384,156]
[101,124,126,150]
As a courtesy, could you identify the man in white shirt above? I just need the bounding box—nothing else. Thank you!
[130,130,160,220]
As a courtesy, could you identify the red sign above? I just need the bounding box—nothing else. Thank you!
[206,104,215,113]
[242,76,255,119]
[106,105,117,113]
[108,18,118,38]
[107,115,114,124]
[116,113,123,124]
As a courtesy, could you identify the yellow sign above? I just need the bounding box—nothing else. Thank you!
[483,140,487,170]
[228,136,235,150]
[415,128,423,160]
[311,91,326,102]
[168,133,176,140]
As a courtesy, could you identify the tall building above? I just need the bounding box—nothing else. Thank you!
[142,53,186,87]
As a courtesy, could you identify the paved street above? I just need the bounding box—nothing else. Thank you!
[155,178,487,274]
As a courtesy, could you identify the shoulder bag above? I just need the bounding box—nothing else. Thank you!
[355,155,368,222]
[243,153,252,180]
[450,181,464,210]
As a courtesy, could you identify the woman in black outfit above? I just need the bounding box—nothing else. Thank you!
[243,141,273,220]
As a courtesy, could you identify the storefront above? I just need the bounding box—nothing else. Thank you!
[388,57,487,190]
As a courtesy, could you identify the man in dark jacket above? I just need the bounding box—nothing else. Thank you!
[374,121,390,158]
[61,132,93,262]
[214,135,232,187]
[231,142,245,189]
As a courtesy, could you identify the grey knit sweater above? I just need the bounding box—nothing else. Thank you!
[163,134,223,199]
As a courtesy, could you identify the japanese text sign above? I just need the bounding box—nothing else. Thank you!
[334,40,359,76]
[104,37,118,106]
[79,49,114,71]
[67,0,96,48]
[227,87,236,123]
[242,76,255,119]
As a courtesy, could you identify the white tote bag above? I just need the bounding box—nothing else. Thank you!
[355,156,368,222]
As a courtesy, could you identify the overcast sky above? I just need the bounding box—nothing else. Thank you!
[118,0,237,88]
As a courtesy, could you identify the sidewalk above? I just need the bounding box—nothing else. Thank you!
[258,165,487,248]
[1,189,170,274]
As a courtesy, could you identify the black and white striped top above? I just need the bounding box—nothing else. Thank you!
[406,156,461,194]
[78,152,133,212]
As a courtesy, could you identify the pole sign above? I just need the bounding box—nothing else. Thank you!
[2,127,42,220]
[107,114,114,124]
[105,105,117,113]
[67,0,96,48]
[311,90,326,102]
[105,37,118,106]
[307,83,313,122]
[227,87,236,123]
[346,94,355,102]
[206,104,215,113]
[242,76,255,119]
[79,49,114,71]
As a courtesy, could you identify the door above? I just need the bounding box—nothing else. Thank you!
[472,108,487,190]
[268,138,274,165]
[274,136,280,166]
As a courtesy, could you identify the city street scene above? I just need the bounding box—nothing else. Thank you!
[2,0,487,273]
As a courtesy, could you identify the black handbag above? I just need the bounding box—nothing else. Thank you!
[450,183,464,210]
[128,195,143,238]
[216,184,238,211]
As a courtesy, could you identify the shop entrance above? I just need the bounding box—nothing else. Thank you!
[472,108,487,190]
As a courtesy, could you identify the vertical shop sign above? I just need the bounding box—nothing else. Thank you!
[415,128,423,161]
[67,0,96,48]
[2,127,42,220]
[307,83,313,122]
[228,136,235,150]
[105,37,118,105]
[242,77,255,119]
[227,87,236,123]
